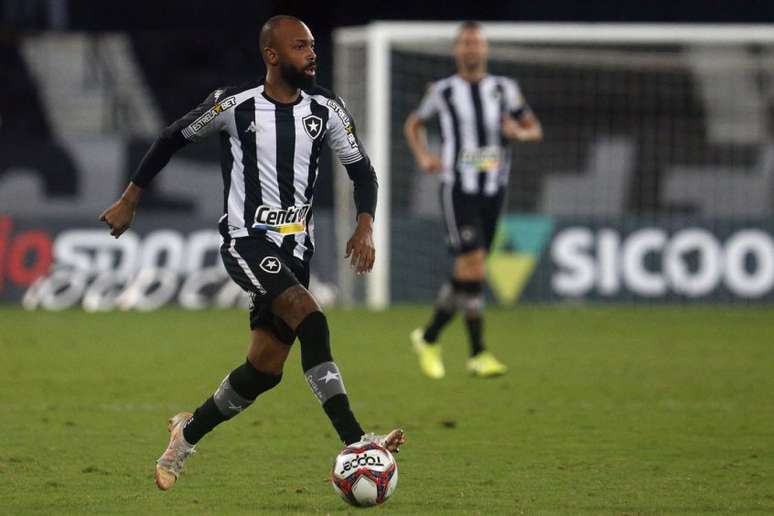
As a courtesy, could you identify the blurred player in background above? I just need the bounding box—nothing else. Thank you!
[404,21,543,379]
[100,15,405,490]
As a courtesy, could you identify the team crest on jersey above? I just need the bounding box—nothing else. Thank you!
[302,114,323,140]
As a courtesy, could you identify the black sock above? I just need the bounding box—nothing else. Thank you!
[297,311,331,372]
[183,397,225,445]
[456,280,485,357]
[183,360,282,445]
[424,309,454,343]
[297,311,364,445]
[465,317,485,356]
[323,395,365,445]
[423,279,458,343]
[229,359,283,400]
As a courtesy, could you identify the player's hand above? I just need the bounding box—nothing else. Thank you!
[345,214,375,275]
[99,197,136,238]
[100,183,142,238]
[417,152,443,175]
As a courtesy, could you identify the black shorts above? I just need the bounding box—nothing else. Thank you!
[220,236,310,340]
[439,184,505,255]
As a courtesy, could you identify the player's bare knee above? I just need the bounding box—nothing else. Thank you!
[272,285,321,331]
[455,250,486,281]
[248,329,290,375]
[271,286,332,372]
[247,349,286,376]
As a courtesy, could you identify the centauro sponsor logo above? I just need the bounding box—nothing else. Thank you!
[187,96,237,134]
[253,204,310,234]
[460,145,502,173]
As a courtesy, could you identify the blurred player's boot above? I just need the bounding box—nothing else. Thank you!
[361,428,407,453]
[466,351,508,378]
[410,328,445,379]
[154,411,196,491]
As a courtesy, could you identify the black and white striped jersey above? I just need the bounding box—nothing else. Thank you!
[160,81,370,263]
[416,74,526,196]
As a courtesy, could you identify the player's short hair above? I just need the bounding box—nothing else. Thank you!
[455,21,483,44]
[259,14,303,51]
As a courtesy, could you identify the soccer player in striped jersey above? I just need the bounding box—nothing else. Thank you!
[100,15,405,491]
[404,21,543,379]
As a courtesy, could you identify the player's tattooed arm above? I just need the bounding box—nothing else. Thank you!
[99,182,143,238]
[272,285,322,330]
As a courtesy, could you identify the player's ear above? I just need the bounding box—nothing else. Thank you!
[263,47,279,66]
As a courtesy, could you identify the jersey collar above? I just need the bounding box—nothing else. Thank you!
[260,85,305,108]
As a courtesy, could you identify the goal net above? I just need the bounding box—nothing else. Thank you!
[333,23,774,307]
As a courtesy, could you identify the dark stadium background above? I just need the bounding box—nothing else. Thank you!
[4,0,774,306]
[3,0,772,209]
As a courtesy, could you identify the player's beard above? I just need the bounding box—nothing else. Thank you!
[462,55,484,74]
[282,62,316,90]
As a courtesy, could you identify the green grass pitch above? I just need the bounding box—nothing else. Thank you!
[2,305,773,514]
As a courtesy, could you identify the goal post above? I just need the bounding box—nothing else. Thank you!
[333,23,774,309]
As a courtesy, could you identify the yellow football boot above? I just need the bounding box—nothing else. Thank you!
[410,328,445,379]
[466,351,508,378]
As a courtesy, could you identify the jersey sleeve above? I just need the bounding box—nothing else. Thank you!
[175,88,237,142]
[415,82,441,121]
[324,96,367,166]
[131,88,235,188]
[502,78,527,118]
[324,96,378,219]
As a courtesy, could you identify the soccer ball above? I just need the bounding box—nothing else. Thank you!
[331,441,398,507]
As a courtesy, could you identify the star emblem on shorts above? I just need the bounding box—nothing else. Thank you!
[318,369,341,384]
[460,226,476,243]
[260,256,281,274]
